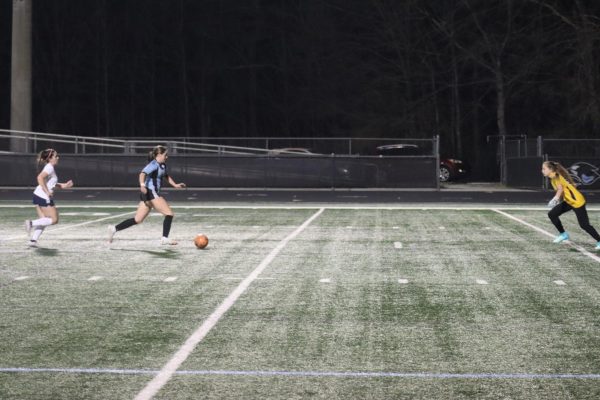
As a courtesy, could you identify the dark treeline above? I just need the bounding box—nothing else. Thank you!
[2,0,600,174]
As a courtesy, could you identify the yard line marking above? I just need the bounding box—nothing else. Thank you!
[87,276,103,281]
[319,278,331,283]
[223,277,275,281]
[476,279,488,285]
[163,277,178,282]
[394,242,403,249]
[134,208,325,400]
[553,280,566,286]
[492,209,600,264]
[1,204,600,211]
[13,276,29,281]
[3,211,134,242]
[3,367,600,380]
[398,278,409,284]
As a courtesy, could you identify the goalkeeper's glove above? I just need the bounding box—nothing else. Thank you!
[548,197,560,208]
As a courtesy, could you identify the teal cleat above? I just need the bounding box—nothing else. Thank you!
[595,241,600,251]
[553,232,569,243]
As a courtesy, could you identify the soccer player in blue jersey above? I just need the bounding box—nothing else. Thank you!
[108,145,186,245]
[24,149,74,247]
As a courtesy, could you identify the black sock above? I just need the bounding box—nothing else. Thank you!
[163,215,173,238]
[115,218,137,232]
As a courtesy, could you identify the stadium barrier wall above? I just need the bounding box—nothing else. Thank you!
[506,156,600,190]
[506,157,545,188]
[0,154,438,189]
[551,158,600,190]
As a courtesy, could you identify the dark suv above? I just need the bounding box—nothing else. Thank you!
[375,144,468,182]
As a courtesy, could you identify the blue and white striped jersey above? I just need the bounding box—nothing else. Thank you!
[142,160,168,193]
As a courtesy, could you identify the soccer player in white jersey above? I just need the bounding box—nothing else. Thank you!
[108,145,186,245]
[24,149,74,247]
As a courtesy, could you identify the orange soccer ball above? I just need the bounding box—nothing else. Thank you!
[194,234,209,249]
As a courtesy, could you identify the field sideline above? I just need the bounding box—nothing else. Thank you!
[1,203,599,399]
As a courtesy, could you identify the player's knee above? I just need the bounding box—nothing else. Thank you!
[51,216,59,225]
[133,217,143,224]
[165,214,174,220]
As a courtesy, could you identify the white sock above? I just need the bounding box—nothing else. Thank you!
[32,217,53,227]
[31,227,45,241]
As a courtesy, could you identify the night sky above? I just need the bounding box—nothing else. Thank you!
[1,0,600,174]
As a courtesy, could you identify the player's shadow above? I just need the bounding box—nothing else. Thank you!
[110,248,181,260]
[33,248,59,257]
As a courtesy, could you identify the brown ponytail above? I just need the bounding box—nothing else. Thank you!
[37,148,56,166]
[543,161,574,184]
[148,145,168,161]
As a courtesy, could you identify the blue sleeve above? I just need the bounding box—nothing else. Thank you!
[142,161,158,175]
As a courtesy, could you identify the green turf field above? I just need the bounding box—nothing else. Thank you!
[1,204,599,399]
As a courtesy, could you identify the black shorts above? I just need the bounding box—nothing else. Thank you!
[140,189,159,203]
[32,194,55,207]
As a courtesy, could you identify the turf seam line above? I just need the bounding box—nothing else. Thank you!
[2,367,600,380]
[134,208,325,400]
[492,209,600,263]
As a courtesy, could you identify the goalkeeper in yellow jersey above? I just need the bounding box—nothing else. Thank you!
[542,161,600,250]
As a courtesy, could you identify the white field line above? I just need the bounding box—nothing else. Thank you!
[492,209,600,264]
[1,204,600,211]
[134,208,325,400]
[2,367,600,380]
[3,211,134,242]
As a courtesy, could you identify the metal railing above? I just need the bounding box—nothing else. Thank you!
[0,129,438,156]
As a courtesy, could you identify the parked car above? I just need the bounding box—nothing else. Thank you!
[267,147,378,187]
[267,147,318,156]
[375,144,468,182]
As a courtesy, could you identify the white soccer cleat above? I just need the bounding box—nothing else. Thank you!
[24,220,32,235]
[553,232,569,244]
[160,237,178,246]
[107,225,117,243]
[27,240,37,248]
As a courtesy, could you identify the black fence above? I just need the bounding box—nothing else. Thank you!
[0,154,439,189]
[506,156,600,190]
[503,137,600,190]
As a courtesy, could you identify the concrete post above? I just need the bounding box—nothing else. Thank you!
[10,0,32,153]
